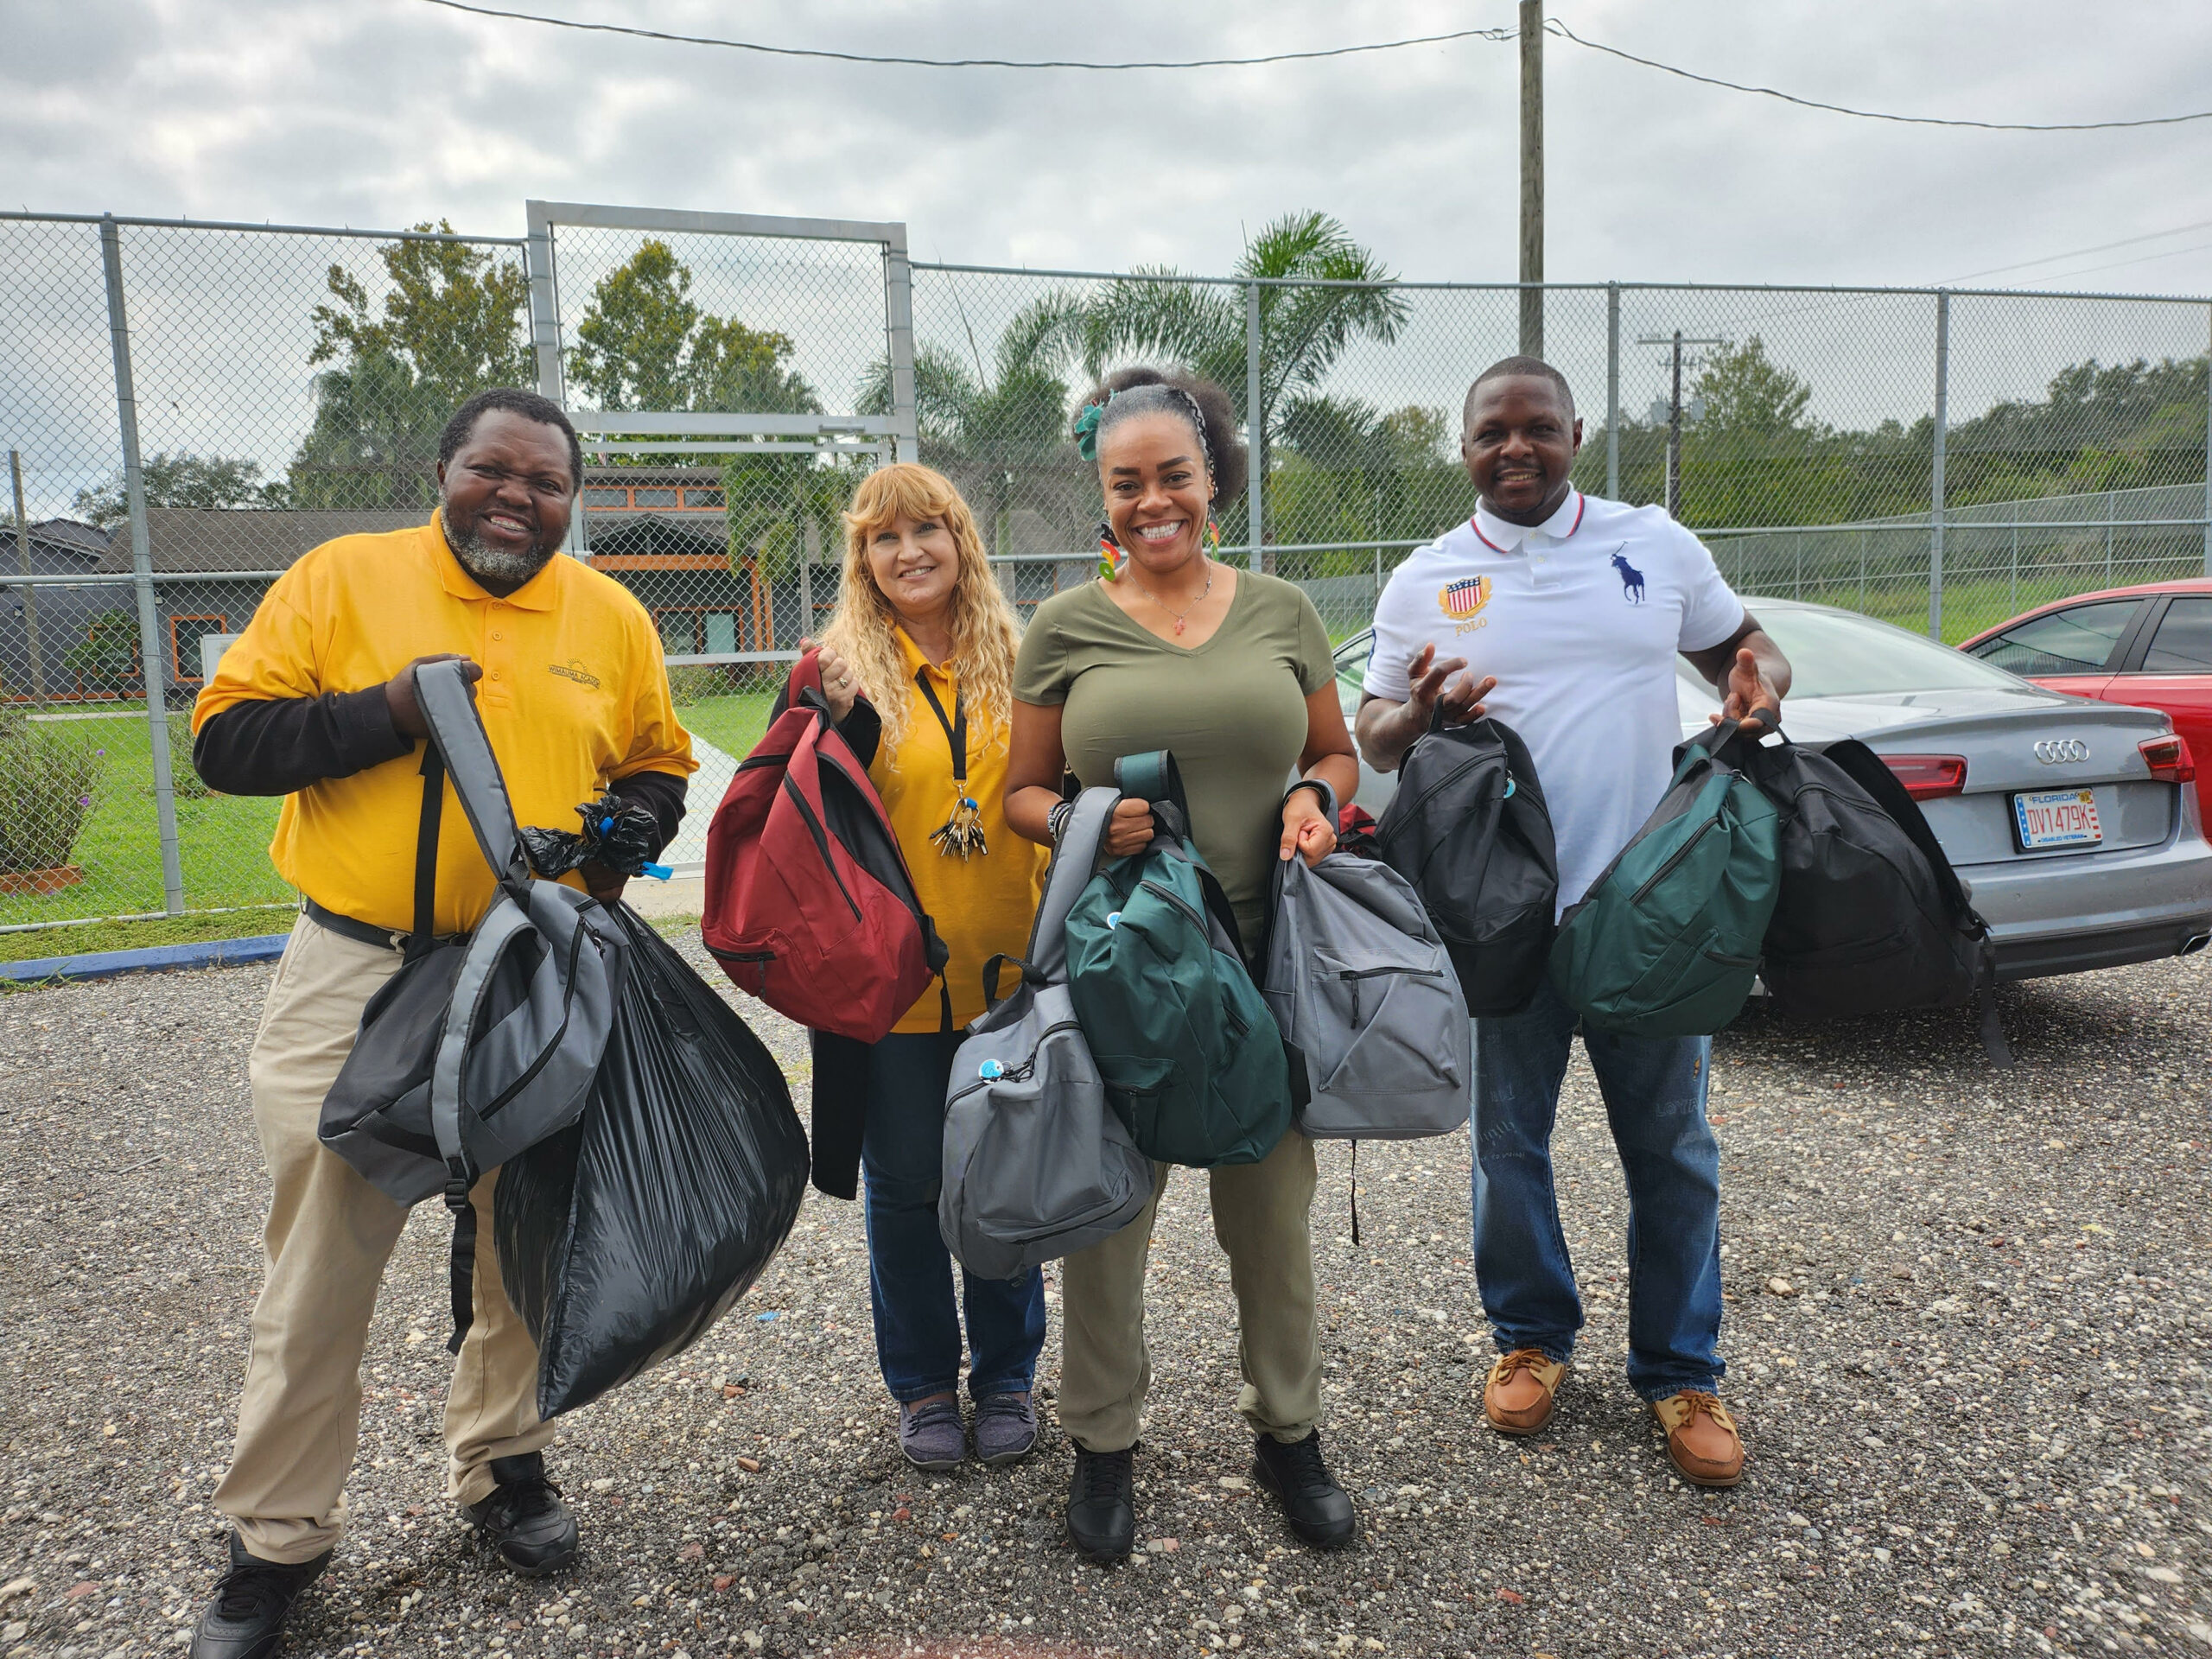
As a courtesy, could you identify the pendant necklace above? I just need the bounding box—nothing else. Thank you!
[1127,560,1214,636]
[916,668,987,860]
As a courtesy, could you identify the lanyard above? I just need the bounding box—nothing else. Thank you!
[916,666,987,862]
[914,669,967,785]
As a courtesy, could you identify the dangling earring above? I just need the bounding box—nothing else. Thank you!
[1205,518,1223,556]
[1096,519,1122,582]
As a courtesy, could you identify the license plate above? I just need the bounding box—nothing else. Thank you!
[2012,787,2102,850]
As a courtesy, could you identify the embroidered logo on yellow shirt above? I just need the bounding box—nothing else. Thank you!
[549,658,601,690]
[1437,575,1491,635]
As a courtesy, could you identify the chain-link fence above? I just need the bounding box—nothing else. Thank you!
[3,207,2209,935]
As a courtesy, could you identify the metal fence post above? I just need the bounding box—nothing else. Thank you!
[1929,290,1950,641]
[2106,489,2116,585]
[882,227,920,465]
[2202,304,2210,577]
[2010,523,2019,614]
[1245,280,1265,570]
[1605,283,1621,499]
[523,201,564,404]
[8,451,46,702]
[100,214,185,917]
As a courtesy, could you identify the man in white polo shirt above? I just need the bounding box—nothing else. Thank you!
[1356,356,1789,1489]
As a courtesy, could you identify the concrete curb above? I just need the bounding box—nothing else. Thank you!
[0,932,292,986]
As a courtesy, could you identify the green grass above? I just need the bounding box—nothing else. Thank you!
[0,713,292,931]
[676,690,776,759]
[0,906,293,964]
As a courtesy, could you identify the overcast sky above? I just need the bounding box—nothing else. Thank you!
[10,0,2212,291]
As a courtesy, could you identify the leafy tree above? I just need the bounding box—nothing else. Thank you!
[73,451,281,528]
[859,290,1092,553]
[569,240,829,580]
[287,224,531,508]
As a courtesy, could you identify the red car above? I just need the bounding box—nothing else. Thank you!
[1961,580,2212,826]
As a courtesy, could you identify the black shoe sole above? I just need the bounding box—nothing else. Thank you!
[1066,1523,1134,1565]
[1249,1459,1358,1550]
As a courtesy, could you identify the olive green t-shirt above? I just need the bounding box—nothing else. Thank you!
[1014,569,1334,947]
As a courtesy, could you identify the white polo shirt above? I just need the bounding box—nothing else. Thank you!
[1364,489,1745,911]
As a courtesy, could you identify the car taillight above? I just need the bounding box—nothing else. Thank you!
[2139,733,2197,785]
[1882,753,1968,800]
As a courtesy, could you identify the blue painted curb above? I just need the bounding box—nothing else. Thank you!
[0,932,292,985]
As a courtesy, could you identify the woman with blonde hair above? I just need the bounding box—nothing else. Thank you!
[791,461,1050,1471]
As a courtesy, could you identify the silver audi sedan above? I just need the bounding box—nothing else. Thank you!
[1335,596,2212,981]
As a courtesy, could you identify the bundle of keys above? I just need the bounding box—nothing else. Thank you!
[930,794,988,861]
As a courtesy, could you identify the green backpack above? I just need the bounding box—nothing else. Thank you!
[1549,720,1781,1038]
[1064,752,1293,1169]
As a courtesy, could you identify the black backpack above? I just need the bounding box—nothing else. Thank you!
[1375,714,1559,1017]
[1733,733,1996,1030]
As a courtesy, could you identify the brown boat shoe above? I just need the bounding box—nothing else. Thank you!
[1483,1348,1568,1436]
[1653,1389,1745,1487]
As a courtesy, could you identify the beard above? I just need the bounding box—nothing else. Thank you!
[443,512,557,588]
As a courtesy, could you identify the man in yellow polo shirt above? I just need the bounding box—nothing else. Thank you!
[185,388,696,1659]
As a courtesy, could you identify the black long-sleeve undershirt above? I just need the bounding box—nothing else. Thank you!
[193,694,688,858]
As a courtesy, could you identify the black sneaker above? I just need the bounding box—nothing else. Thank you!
[1065,1444,1135,1563]
[1251,1429,1357,1549]
[464,1452,579,1575]
[189,1533,331,1659]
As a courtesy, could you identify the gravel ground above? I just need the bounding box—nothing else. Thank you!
[2,934,2208,1659]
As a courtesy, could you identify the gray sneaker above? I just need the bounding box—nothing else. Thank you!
[899,1399,966,1471]
[972,1392,1039,1466]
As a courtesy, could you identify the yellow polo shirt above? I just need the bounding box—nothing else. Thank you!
[873,627,1046,1033]
[194,513,696,936]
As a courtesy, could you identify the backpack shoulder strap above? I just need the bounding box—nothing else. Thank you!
[1026,786,1119,982]
[411,659,530,891]
[405,743,446,959]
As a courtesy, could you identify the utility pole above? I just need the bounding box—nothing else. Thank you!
[1518,0,1543,358]
[8,450,44,703]
[1637,332,1724,519]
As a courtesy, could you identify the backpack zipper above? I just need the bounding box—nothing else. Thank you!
[945,1020,1084,1106]
[1135,879,1211,933]
[1628,817,1723,906]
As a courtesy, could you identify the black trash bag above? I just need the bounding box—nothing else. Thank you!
[496,901,810,1418]
[522,793,664,880]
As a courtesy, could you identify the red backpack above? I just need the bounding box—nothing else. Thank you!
[702,652,948,1042]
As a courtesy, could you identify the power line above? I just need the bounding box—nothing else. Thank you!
[1547,20,2212,131]
[1941,219,2212,284]
[412,0,1515,69]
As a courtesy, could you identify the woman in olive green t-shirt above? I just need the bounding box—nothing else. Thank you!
[1005,367,1362,1565]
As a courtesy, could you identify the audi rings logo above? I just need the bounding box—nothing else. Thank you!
[2034,739,2091,765]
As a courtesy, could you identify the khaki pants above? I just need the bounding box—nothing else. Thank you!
[1058,1128,1322,1453]
[211,915,550,1564]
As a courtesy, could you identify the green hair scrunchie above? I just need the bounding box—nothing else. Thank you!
[1072,398,1107,461]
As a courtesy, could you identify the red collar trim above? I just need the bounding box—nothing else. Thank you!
[1471,493,1583,554]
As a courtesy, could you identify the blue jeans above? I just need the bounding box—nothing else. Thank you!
[1470,978,1723,1402]
[861,1031,1047,1404]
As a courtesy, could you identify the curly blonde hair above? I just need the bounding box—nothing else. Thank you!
[822,462,1023,757]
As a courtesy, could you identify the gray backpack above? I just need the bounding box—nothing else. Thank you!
[320,658,628,1348]
[1262,849,1471,1141]
[938,788,1153,1282]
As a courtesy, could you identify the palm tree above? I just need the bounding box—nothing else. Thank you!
[860,289,1093,555]
[1077,212,1412,557]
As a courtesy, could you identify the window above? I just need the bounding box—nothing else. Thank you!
[652,607,742,656]
[1967,599,2143,677]
[1738,608,2024,697]
[631,487,679,509]
[582,486,631,508]
[169,614,229,683]
[680,487,724,509]
[2139,597,2212,674]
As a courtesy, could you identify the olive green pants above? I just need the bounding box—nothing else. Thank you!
[1056,1128,1322,1452]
